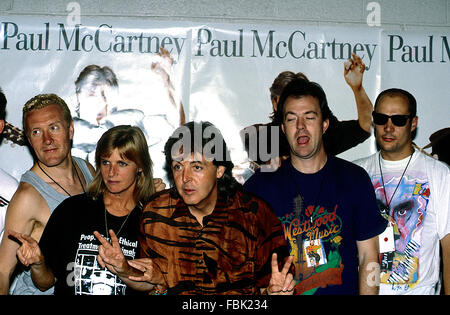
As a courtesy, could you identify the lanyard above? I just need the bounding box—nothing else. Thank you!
[378,152,414,217]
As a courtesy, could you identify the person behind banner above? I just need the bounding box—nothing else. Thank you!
[0,88,19,241]
[72,64,122,164]
[241,53,372,169]
[0,94,95,295]
[244,78,385,295]
[423,127,450,166]
[353,88,450,295]
[95,121,295,295]
[72,64,150,164]
[75,65,119,126]
[8,125,159,295]
[72,49,186,183]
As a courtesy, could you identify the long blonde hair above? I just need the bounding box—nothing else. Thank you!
[87,125,155,204]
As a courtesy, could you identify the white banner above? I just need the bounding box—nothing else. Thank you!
[1,16,449,184]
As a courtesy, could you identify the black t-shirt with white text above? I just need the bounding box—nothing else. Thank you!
[39,193,142,295]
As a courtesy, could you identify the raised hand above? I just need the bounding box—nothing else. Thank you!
[8,230,44,267]
[267,253,295,295]
[157,46,173,64]
[344,53,366,90]
[94,230,128,276]
[151,47,173,84]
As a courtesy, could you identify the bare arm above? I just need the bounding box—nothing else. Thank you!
[0,183,50,294]
[357,235,380,295]
[441,234,450,295]
[344,53,373,133]
[152,47,186,126]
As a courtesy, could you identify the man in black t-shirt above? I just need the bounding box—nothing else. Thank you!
[241,54,372,169]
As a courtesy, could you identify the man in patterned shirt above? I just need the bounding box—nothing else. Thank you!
[96,121,294,295]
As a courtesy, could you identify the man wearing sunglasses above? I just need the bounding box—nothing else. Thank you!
[354,88,450,295]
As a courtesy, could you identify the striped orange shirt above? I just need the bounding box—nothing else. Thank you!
[140,189,288,295]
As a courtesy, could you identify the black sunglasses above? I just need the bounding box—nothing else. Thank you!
[372,112,412,127]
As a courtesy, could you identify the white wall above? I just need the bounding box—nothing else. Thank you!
[1,0,449,31]
[0,0,449,180]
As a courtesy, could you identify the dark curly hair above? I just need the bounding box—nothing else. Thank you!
[164,121,241,201]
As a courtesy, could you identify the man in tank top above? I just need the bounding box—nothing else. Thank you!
[0,94,95,295]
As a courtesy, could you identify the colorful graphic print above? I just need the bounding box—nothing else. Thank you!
[279,200,343,295]
[373,173,430,291]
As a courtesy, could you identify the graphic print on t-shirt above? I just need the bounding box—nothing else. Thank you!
[279,199,343,295]
[0,196,9,208]
[73,233,138,295]
[372,171,430,291]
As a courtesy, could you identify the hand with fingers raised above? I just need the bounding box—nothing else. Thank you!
[8,230,44,267]
[8,230,55,290]
[128,258,166,294]
[344,53,366,90]
[94,230,166,292]
[267,253,296,295]
[94,230,129,276]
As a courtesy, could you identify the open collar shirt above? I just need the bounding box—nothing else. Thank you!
[140,188,288,295]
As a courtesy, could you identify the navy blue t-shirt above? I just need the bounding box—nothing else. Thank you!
[244,156,385,295]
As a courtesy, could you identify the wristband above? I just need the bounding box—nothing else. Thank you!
[154,286,167,295]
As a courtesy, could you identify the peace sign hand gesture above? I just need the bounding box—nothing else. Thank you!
[94,230,129,277]
[94,230,165,292]
[266,253,296,295]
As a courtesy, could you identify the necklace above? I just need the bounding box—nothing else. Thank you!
[378,151,414,216]
[37,160,85,196]
[104,206,133,239]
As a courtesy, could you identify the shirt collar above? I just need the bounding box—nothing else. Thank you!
[170,189,234,223]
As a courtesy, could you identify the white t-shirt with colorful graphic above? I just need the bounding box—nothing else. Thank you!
[354,149,450,295]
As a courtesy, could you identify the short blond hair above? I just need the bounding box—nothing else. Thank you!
[22,94,72,135]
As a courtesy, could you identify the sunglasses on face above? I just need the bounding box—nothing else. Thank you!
[372,112,412,127]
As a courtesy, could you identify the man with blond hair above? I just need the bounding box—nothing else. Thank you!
[0,94,95,294]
